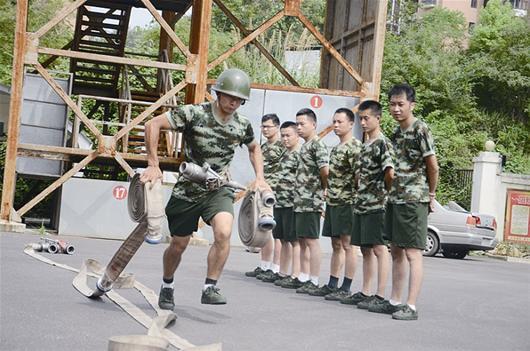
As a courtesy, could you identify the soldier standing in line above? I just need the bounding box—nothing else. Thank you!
[245,113,284,282]
[292,108,329,294]
[309,108,362,300]
[346,100,395,311]
[384,84,439,321]
[141,68,269,310]
[272,121,303,288]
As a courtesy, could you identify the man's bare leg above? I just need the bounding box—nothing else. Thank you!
[306,238,321,284]
[279,240,292,276]
[330,237,345,278]
[206,212,233,280]
[390,245,407,303]
[291,240,301,278]
[272,238,282,272]
[163,235,191,279]
[299,239,310,281]
[342,237,357,280]
[360,247,376,295]
[373,244,390,297]
[405,248,423,306]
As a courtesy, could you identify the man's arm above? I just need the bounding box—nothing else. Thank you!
[319,166,329,191]
[140,113,172,183]
[384,166,395,191]
[247,141,270,191]
[425,154,439,212]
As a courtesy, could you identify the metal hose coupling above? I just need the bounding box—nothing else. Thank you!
[179,162,245,191]
[257,190,276,231]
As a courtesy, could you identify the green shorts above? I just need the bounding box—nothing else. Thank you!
[351,210,386,247]
[385,202,428,249]
[322,205,353,238]
[165,187,234,236]
[294,211,321,239]
[273,207,296,242]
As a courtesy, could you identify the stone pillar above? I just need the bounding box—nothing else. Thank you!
[470,151,502,216]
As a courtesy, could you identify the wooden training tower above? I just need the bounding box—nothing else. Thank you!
[1,0,388,224]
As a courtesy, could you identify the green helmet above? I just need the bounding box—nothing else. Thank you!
[212,68,251,100]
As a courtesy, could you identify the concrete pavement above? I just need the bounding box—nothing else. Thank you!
[1,231,529,351]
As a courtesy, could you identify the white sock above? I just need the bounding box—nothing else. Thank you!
[408,304,416,311]
[260,261,272,271]
[203,283,214,291]
[162,281,174,289]
[390,299,401,306]
[299,273,309,282]
[271,264,280,273]
[310,276,319,285]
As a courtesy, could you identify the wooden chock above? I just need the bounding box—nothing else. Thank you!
[24,33,39,65]
[98,135,116,154]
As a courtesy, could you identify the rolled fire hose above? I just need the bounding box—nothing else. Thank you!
[238,190,277,248]
[73,173,159,298]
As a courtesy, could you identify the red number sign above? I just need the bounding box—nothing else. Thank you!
[113,186,128,200]
[310,95,323,109]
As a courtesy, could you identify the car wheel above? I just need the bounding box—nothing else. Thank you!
[442,250,468,259]
[423,231,439,257]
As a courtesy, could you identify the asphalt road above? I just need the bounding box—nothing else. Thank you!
[1,231,529,351]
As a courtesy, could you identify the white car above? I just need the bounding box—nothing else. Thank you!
[424,200,498,259]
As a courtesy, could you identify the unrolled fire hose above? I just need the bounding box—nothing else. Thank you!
[73,173,163,298]
[238,190,277,248]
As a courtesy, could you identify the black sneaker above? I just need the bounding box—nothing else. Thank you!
[357,295,382,309]
[201,286,227,305]
[280,277,304,289]
[158,286,175,310]
[245,267,264,277]
[325,289,350,301]
[274,275,288,286]
[296,281,318,294]
[262,272,281,283]
[392,305,418,320]
[257,269,273,280]
[368,299,405,314]
[309,284,337,297]
[340,291,369,305]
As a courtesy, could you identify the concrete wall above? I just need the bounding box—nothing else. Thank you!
[471,151,530,241]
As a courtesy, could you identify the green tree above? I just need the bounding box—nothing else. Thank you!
[467,0,530,122]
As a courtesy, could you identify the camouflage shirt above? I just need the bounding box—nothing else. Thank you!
[262,139,285,190]
[389,119,436,204]
[166,102,255,201]
[274,148,300,208]
[327,138,362,206]
[294,137,329,213]
[354,133,394,214]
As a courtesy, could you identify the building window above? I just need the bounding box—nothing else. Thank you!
[468,22,476,34]
[471,0,478,8]
[421,0,437,6]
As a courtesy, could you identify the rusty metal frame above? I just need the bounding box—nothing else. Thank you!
[1,0,387,222]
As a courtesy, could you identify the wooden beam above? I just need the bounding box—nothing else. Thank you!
[207,10,285,71]
[37,47,187,71]
[17,143,180,167]
[114,153,135,177]
[17,152,98,217]
[140,0,192,57]
[186,0,213,104]
[1,0,28,221]
[368,0,389,100]
[213,0,299,86]
[297,12,365,86]
[206,79,364,98]
[35,63,102,138]
[113,80,188,141]
[33,0,87,39]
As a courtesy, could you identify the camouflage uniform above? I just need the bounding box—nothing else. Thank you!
[294,137,329,238]
[386,119,436,249]
[351,133,394,246]
[262,140,285,191]
[164,102,254,236]
[273,148,299,242]
[322,139,362,238]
